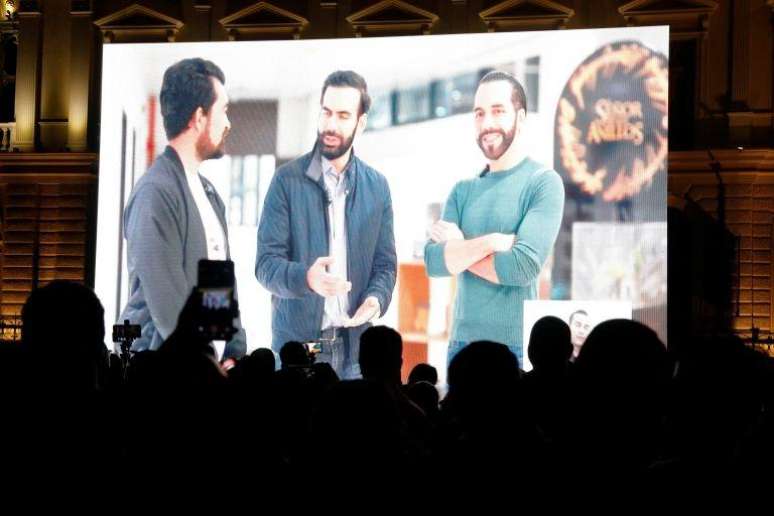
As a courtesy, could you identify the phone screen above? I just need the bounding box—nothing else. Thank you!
[196,260,237,341]
[305,342,322,355]
[201,288,233,310]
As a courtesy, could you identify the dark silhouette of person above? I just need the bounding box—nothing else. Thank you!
[405,363,440,423]
[405,380,440,424]
[435,340,548,498]
[408,363,438,385]
[523,316,574,445]
[229,347,276,390]
[21,280,109,393]
[568,319,671,495]
[359,325,403,383]
[527,315,573,375]
[359,325,431,452]
[279,340,311,369]
[11,281,114,490]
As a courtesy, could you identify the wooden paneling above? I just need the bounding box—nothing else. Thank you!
[0,154,96,331]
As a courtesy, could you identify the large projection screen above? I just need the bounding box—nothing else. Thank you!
[95,27,668,377]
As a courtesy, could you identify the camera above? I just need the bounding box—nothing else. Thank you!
[112,319,142,379]
[112,320,141,343]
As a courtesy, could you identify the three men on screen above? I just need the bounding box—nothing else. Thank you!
[120,61,559,375]
[424,71,565,366]
[255,71,397,380]
[119,58,246,362]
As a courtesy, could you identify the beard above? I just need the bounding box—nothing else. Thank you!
[197,126,228,161]
[318,127,356,161]
[477,120,517,161]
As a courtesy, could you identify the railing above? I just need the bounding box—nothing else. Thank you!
[0,122,14,152]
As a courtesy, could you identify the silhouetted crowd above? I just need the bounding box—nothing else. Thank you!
[2,280,774,507]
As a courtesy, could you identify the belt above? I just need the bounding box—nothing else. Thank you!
[319,327,345,343]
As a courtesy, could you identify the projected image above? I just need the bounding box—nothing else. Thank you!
[94,27,668,380]
[522,300,634,371]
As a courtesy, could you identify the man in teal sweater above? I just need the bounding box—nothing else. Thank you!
[424,71,565,367]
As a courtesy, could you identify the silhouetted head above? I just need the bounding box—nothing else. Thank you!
[228,348,276,389]
[22,280,105,354]
[574,319,669,393]
[528,316,572,373]
[406,380,440,417]
[280,341,311,369]
[446,341,521,418]
[408,363,438,386]
[572,319,671,470]
[249,347,277,373]
[21,280,108,391]
[359,325,403,383]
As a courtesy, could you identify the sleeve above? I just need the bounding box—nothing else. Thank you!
[493,170,565,287]
[363,180,397,316]
[254,173,313,298]
[423,183,462,277]
[124,183,189,344]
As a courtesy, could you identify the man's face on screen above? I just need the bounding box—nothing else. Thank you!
[474,81,519,161]
[570,312,592,348]
[317,86,362,160]
[197,78,230,161]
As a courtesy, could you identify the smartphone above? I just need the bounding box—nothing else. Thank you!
[196,259,237,340]
[305,342,322,355]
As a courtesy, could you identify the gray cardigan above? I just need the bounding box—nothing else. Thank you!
[255,146,397,358]
[119,146,246,359]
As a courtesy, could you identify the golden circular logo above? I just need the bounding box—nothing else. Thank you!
[555,41,668,202]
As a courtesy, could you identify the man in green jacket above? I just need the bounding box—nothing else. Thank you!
[424,71,565,367]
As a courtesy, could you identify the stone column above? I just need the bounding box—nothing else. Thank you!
[13,1,42,151]
[67,0,93,151]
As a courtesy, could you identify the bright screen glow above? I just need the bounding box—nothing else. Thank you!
[95,27,669,381]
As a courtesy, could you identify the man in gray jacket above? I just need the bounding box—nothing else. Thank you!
[119,58,246,363]
[255,70,396,379]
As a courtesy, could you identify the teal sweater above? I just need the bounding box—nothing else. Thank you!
[424,158,565,349]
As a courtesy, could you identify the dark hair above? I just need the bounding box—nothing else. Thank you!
[478,70,528,112]
[320,70,371,117]
[408,363,438,386]
[569,309,588,325]
[160,58,226,140]
[528,316,572,371]
[359,325,402,380]
[22,280,105,350]
[279,341,310,368]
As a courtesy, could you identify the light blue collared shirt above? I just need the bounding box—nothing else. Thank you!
[321,155,350,329]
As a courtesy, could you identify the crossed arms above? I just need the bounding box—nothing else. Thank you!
[428,221,514,284]
[424,172,565,286]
